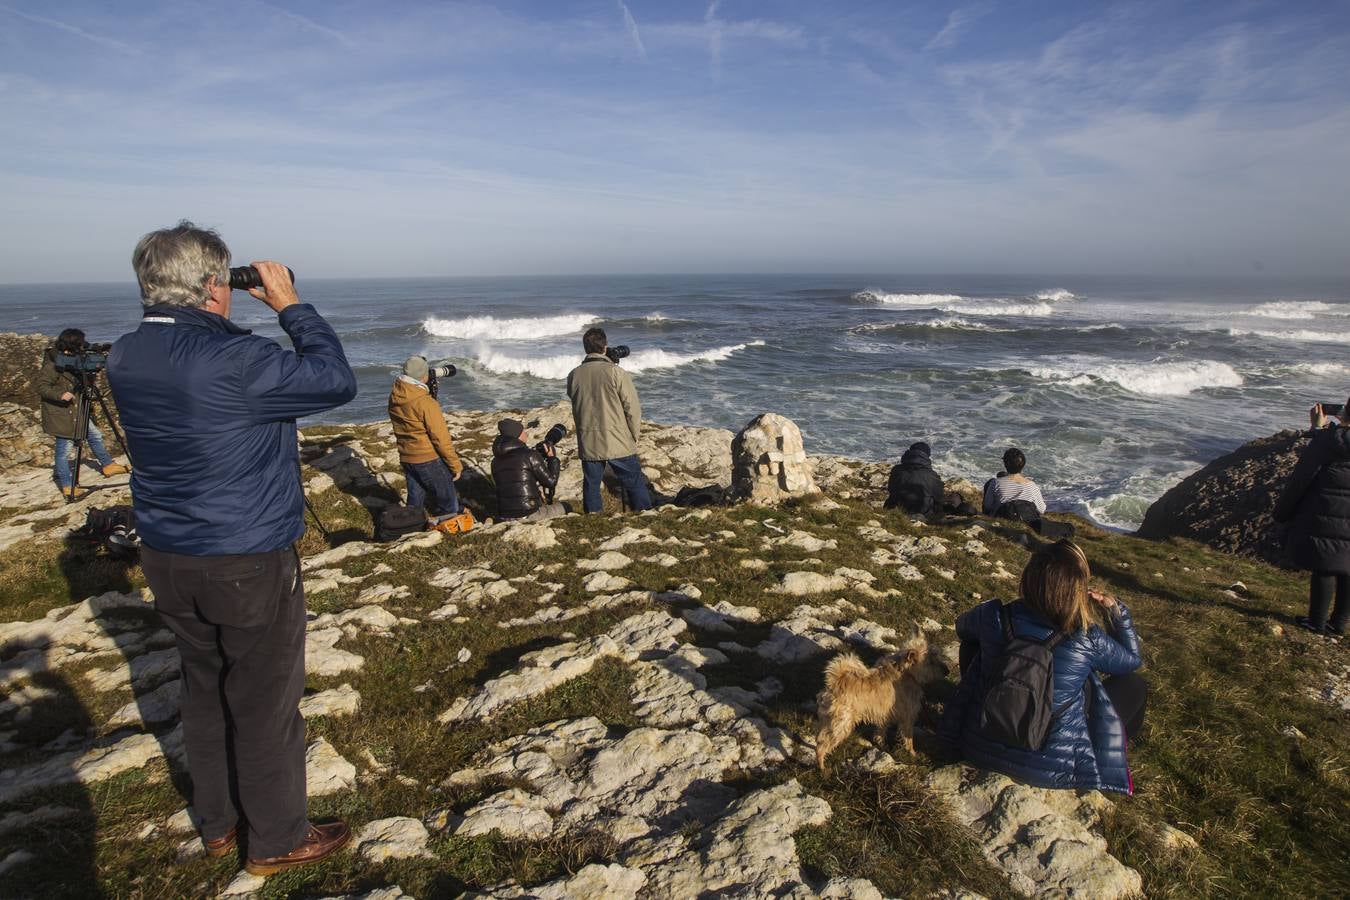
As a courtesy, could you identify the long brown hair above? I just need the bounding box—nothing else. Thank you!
[1020,539,1093,633]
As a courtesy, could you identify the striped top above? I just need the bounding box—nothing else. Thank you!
[982,475,1047,515]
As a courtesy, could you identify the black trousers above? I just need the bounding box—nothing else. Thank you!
[1309,571,1349,632]
[141,545,308,859]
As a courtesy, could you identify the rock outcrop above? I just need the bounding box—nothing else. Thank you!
[1136,430,1306,564]
[731,413,820,503]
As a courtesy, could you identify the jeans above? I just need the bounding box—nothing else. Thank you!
[53,422,113,488]
[141,545,308,859]
[403,459,460,516]
[581,455,652,513]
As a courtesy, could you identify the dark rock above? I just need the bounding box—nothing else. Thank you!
[1136,430,1307,565]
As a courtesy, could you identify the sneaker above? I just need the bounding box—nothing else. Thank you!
[100,463,130,477]
[244,821,350,876]
[1295,615,1326,635]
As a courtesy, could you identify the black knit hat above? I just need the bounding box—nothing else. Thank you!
[498,418,525,439]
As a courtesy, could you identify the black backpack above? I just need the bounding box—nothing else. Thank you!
[673,484,729,507]
[978,604,1067,750]
[995,498,1042,524]
[74,505,140,560]
[374,504,426,542]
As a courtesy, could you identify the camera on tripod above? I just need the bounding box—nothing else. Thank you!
[54,342,112,375]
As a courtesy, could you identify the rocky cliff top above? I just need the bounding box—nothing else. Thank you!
[1136,429,1307,565]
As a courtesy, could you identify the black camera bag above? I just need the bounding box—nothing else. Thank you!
[375,505,426,542]
[978,603,1069,751]
[673,484,729,507]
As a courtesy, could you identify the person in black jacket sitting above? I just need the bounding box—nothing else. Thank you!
[1273,398,1350,636]
[491,419,565,521]
[884,441,975,518]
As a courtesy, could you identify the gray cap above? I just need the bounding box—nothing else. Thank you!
[402,356,429,380]
[498,418,524,439]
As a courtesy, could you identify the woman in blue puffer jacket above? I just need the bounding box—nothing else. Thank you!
[939,540,1146,794]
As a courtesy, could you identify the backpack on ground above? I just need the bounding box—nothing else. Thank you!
[978,603,1067,750]
[73,505,140,560]
[673,484,729,507]
[375,504,426,542]
[1034,518,1076,540]
[432,508,476,535]
[995,498,1042,524]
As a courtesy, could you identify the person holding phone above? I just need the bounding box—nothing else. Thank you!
[1272,397,1350,636]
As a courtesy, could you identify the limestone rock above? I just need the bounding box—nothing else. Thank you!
[502,522,558,549]
[218,869,267,899]
[319,889,414,900]
[478,863,646,899]
[453,788,554,840]
[306,738,357,796]
[731,413,820,502]
[576,551,633,572]
[355,816,434,862]
[0,727,183,804]
[927,764,1141,899]
[299,684,361,719]
[107,677,181,727]
[583,571,633,593]
[305,628,365,676]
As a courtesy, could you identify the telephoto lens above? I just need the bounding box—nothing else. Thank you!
[543,424,567,446]
[430,364,457,378]
[605,345,630,363]
[228,265,296,291]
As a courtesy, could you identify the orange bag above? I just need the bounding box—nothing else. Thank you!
[432,508,475,535]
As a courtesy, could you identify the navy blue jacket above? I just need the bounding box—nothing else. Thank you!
[1272,425,1350,573]
[939,598,1142,794]
[107,304,356,556]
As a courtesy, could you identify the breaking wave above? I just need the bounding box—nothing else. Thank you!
[1035,289,1078,302]
[475,341,765,380]
[854,290,1054,317]
[1230,327,1350,344]
[423,313,597,341]
[1247,300,1333,320]
[1025,357,1243,397]
[946,301,1055,317]
[855,290,964,306]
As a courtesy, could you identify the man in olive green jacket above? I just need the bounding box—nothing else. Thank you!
[566,327,652,513]
[37,328,129,499]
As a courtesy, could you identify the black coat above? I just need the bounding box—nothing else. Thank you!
[491,435,559,520]
[1273,425,1350,573]
[884,446,944,515]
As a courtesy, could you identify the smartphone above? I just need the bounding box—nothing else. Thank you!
[1320,403,1344,417]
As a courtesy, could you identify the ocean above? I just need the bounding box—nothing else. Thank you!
[3,273,1347,530]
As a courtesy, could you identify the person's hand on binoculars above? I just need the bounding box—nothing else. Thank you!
[246,261,300,313]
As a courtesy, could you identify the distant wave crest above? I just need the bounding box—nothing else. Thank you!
[1035,289,1078,302]
[947,301,1054,317]
[1230,327,1350,344]
[855,290,964,306]
[855,290,1054,317]
[1247,300,1333,320]
[475,341,764,379]
[423,312,597,341]
[1026,357,1242,396]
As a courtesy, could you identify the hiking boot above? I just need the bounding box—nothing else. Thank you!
[60,485,86,501]
[244,821,350,876]
[204,826,238,859]
[100,463,130,477]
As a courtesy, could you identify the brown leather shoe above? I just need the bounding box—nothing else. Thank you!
[244,821,350,876]
[204,827,237,858]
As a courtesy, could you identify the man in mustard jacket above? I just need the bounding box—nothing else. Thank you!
[388,356,463,517]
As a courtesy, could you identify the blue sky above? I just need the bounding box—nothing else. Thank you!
[2,0,1348,281]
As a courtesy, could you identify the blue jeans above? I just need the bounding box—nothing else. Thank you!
[403,459,460,516]
[54,422,113,488]
[582,455,652,513]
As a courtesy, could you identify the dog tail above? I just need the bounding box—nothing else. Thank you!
[824,652,872,693]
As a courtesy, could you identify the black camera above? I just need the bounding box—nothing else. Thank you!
[229,266,296,291]
[535,423,567,456]
[54,342,112,374]
[605,345,630,364]
[1320,402,1344,418]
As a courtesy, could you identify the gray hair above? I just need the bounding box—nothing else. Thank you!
[132,220,230,308]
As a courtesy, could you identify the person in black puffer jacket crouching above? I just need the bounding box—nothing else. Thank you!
[491,418,566,521]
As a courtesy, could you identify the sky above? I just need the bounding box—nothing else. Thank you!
[1,0,1349,282]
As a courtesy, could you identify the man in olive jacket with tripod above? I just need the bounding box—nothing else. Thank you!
[566,327,652,513]
[36,327,129,499]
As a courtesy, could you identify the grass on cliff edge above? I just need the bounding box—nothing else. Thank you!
[0,437,1346,899]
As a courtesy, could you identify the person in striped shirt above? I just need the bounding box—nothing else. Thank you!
[982,447,1047,517]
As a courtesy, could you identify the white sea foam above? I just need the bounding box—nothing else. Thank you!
[1035,289,1078,302]
[1289,362,1350,375]
[1025,357,1243,396]
[1230,327,1350,344]
[475,341,764,379]
[1247,300,1333,320]
[856,290,965,306]
[423,313,597,341]
[946,301,1055,317]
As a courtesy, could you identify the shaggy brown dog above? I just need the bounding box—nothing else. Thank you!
[815,630,949,770]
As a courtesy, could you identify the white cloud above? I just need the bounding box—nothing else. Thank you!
[617,1,646,59]
[0,4,136,54]
[925,5,989,52]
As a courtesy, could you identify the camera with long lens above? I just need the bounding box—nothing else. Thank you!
[605,344,630,364]
[228,266,296,291]
[534,423,567,457]
[54,342,113,375]
[426,362,456,399]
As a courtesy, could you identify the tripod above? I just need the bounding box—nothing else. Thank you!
[68,373,131,500]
